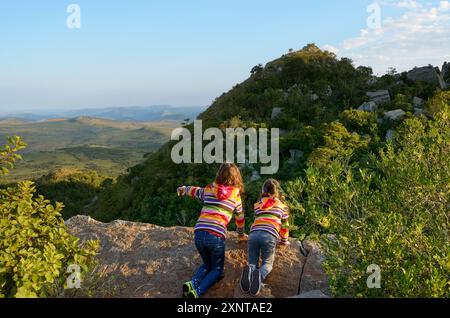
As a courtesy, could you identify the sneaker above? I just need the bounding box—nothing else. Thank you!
[182,281,196,298]
[185,288,200,298]
[249,268,262,296]
[240,265,252,293]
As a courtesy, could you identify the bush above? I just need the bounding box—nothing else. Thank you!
[288,106,450,297]
[0,137,99,298]
[36,168,112,219]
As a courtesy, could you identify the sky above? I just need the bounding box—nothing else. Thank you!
[0,0,449,112]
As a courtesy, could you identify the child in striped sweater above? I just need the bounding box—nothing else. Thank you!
[240,179,290,296]
[177,163,246,298]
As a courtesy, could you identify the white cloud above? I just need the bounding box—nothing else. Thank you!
[332,1,450,74]
[322,44,340,55]
[440,1,450,10]
[397,0,422,9]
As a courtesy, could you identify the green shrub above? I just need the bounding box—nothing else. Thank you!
[0,136,26,175]
[308,122,369,167]
[36,168,112,219]
[0,138,99,298]
[288,106,450,297]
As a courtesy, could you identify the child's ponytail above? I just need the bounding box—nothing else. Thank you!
[261,179,286,203]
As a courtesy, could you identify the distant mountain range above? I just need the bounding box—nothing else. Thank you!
[0,105,206,122]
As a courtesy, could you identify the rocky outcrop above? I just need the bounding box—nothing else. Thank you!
[414,108,424,116]
[366,90,391,105]
[386,130,395,141]
[367,77,378,86]
[413,97,424,108]
[66,216,331,298]
[385,109,406,121]
[293,290,330,298]
[288,149,304,164]
[443,62,450,85]
[407,65,446,89]
[358,101,378,112]
[271,108,283,119]
[298,241,330,296]
[250,169,261,182]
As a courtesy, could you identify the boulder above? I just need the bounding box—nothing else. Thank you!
[131,177,140,185]
[386,130,395,141]
[384,109,406,121]
[65,216,306,298]
[442,62,450,84]
[299,240,330,296]
[292,290,330,298]
[358,101,378,112]
[367,77,378,86]
[413,97,424,108]
[414,108,424,116]
[250,169,261,182]
[288,149,304,164]
[407,65,446,89]
[311,93,319,101]
[366,90,391,105]
[271,108,283,119]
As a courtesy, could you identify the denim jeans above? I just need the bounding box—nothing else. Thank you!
[192,230,225,295]
[248,230,277,281]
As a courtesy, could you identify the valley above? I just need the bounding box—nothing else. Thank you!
[0,116,180,182]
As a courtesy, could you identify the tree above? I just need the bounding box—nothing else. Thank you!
[250,64,264,75]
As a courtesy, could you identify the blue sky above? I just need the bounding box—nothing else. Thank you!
[0,0,449,111]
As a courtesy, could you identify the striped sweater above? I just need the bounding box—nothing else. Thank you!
[181,183,244,239]
[250,196,289,243]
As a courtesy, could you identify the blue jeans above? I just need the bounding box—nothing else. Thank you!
[248,231,277,281]
[192,230,225,295]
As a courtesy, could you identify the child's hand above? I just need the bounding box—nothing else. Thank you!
[177,186,186,196]
[238,233,248,242]
[278,240,290,247]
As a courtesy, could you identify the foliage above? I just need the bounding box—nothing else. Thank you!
[288,107,450,297]
[0,136,27,176]
[0,138,99,298]
[426,90,450,115]
[392,93,413,112]
[36,168,112,219]
[308,122,369,167]
[339,109,378,136]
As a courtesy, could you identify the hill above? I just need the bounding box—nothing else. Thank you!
[0,105,206,122]
[86,44,450,297]
[89,44,443,224]
[0,117,178,182]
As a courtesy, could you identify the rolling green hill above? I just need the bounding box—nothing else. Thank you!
[0,117,178,182]
[89,44,439,224]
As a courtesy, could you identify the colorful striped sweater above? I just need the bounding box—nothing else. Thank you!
[181,183,244,239]
[250,196,289,243]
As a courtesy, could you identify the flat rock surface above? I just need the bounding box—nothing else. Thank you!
[66,215,306,298]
